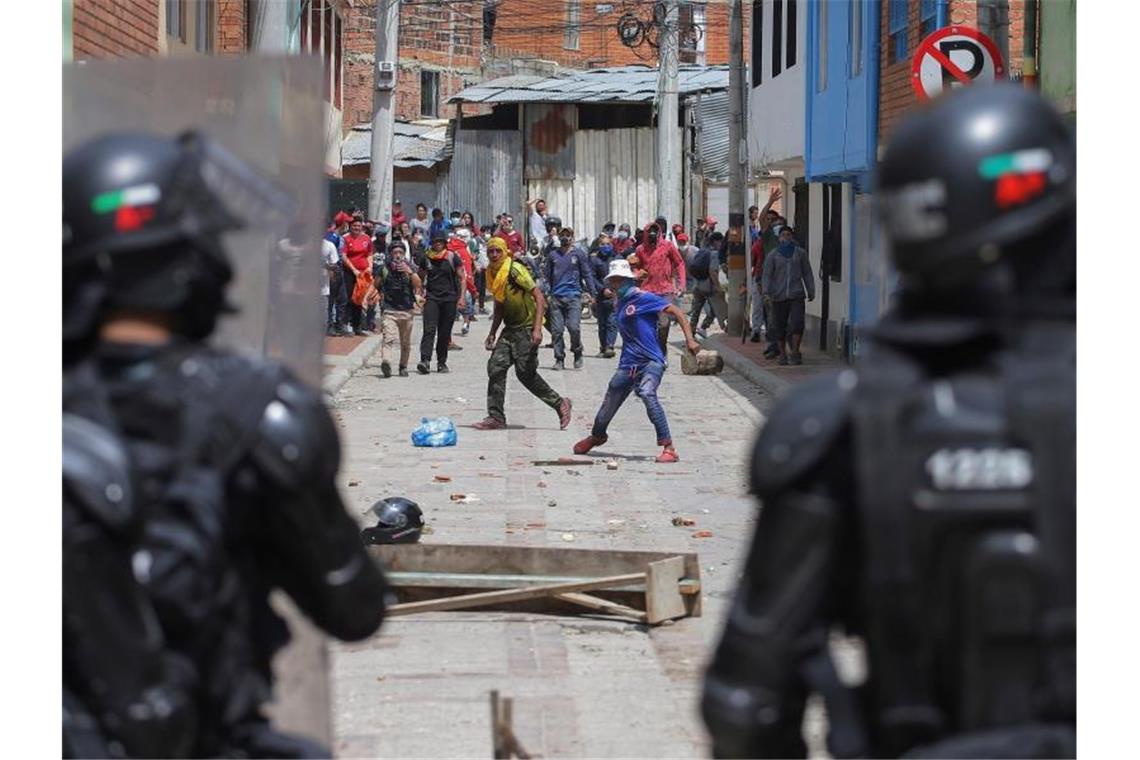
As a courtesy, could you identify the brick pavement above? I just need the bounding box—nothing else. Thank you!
[325,313,779,757]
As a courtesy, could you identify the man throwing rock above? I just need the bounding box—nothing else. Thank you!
[473,237,573,431]
[574,259,700,463]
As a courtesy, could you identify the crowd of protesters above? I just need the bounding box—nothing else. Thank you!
[318,192,805,453]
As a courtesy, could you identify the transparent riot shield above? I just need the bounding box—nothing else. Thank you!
[63,57,327,387]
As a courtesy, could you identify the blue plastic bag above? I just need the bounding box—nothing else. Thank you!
[411,417,457,447]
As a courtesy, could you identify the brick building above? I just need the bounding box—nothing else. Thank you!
[342,0,750,128]
[66,0,251,61]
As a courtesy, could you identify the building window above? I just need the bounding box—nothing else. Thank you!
[421,70,440,118]
[166,0,185,42]
[771,0,783,77]
[679,2,707,65]
[751,0,763,87]
[816,0,827,92]
[195,0,214,53]
[919,0,939,39]
[850,0,863,77]
[565,1,580,50]
[888,0,908,63]
[785,0,796,69]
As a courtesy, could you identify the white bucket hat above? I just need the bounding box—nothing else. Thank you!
[605,258,635,283]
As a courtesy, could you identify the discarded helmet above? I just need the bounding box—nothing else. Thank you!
[360,497,424,545]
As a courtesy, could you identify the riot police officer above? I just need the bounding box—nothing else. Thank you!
[701,84,1075,758]
[63,130,389,757]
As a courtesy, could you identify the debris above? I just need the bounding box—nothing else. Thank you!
[567,469,583,477]
[701,508,710,514]
[562,533,575,542]
[455,397,468,404]
[525,522,546,529]
[606,519,625,526]
[537,481,548,488]
[671,516,696,527]
[348,480,359,487]
[692,530,714,539]
[452,494,481,504]
[421,525,435,535]
[434,475,452,483]
[532,458,594,466]
[606,461,619,470]
[449,493,466,501]
[411,417,457,447]
[706,565,716,573]
[479,455,486,460]
[547,499,558,507]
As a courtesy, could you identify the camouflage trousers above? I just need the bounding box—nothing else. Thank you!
[487,325,563,423]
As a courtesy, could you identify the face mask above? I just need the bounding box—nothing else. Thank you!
[778,239,795,256]
[599,244,614,256]
[559,237,573,247]
[616,282,634,298]
[647,233,658,245]
[616,231,629,240]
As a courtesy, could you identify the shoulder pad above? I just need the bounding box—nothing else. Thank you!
[750,370,855,497]
[252,374,341,489]
[62,413,135,531]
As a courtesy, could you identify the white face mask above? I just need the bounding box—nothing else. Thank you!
[616,231,629,240]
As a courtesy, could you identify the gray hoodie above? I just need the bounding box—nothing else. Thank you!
[761,245,815,301]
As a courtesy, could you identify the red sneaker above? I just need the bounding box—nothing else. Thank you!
[655,448,680,463]
[573,435,608,455]
[472,417,507,430]
[557,398,573,430]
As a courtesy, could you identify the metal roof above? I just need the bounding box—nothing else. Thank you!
[448,65,731,105]
[341,120,449,168]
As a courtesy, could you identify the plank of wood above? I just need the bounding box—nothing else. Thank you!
[646,556,688,624]
[385,572,647,616]
[555,592,648,623]
[387,570,650,593]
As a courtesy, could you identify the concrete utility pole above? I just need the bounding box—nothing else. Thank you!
[725,0,747,336]
[369,0,400,223]
[655,0,681,227]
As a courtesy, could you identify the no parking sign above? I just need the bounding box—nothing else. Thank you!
[911,26,1005,101]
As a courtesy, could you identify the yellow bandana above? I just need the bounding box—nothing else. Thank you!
[486,238,513,302]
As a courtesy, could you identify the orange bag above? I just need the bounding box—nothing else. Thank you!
[350,270,373,306]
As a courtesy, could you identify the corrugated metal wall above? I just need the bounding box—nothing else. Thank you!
[448,129,523,228]
[526,127,660,241]
[524,103,576,180]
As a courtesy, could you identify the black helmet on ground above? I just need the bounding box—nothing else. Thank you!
[360,497,424,545]
[876,84,1075,314]
[63,130,289,342]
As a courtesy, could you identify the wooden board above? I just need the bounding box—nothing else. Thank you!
[385,572,645,616]
[645,556,688,624]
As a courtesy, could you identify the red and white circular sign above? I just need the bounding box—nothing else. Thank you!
[911,26,1006,101]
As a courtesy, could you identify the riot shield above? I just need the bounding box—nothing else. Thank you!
[63,56,327,387]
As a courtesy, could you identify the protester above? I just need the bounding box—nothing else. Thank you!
[476,224,495,313]
[428,207,448,241]
[342,216,374,335]
[473,237,573,432]
[324,214,349,333]
[460,210,476,231]
[761,225,814,365]
[589,222,616,254]
[415,230,467,374]
[544,225,597,370]
[573,259,701,463]
[589,233,620,357]
[391,199,407,229]
[630,221,687,353]
[693,216,711,248]
[410,202,431,238]
[612,222,635,257]
[688,231,727,336]
[750,186,784,341]
[493,212,524,255]
[526,197,548,252]
[376,241,421,378]
[451,228,478,336]
[322,233,342,336]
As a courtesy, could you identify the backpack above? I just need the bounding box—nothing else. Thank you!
[689,248,712,280]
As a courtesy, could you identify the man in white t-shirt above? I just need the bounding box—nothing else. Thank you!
[322,237,342,336]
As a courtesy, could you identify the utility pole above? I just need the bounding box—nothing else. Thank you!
[725,0,747,336]
[370,0,400,223]
[655,0,680,227]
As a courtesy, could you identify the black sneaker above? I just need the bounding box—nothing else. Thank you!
[398,366,409,377]
[417,362,430,375]
[553,359,565,371]
[778,354,790,366]
[437,364,450,373]
[573,354,584,369]
[790,351,803,366]
[380,360,392,378]
[749,333,761,343]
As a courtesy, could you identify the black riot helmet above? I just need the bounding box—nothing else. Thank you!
[876,84,1075,314]
[63,130,291,341]
[360,497,424,545]
[545,215,562,233]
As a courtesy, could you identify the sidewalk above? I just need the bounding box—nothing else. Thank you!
[323,334,382,395]
[698,331,847,398]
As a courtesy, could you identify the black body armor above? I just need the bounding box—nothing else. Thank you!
[701,317,1076,758]
[94,340,388,756]
[62,374,197,758]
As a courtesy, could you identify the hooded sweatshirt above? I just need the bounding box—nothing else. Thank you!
[631,223,686,296]
[448,238,478,296]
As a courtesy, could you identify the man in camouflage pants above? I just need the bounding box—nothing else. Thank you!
[473,237,573,431]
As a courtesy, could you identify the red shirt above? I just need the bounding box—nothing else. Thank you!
[493,229,523,254]
[448,239,477,295]
[634,238,686,295]
[343,233,373,272]
[391,210,408,229]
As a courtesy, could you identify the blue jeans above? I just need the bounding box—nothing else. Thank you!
[549,293,583,361]
[595,298,617,350]
[591,361,672,445]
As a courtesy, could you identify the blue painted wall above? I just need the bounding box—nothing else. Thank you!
[805,0,879,183]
